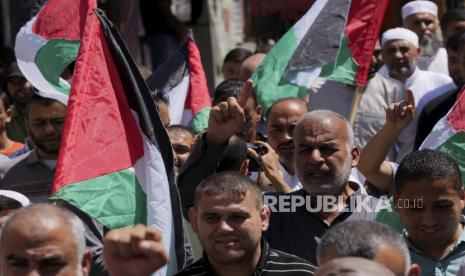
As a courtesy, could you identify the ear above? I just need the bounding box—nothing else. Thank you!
[416,47,421,56]
[255,105,263,122]
[81,250,93,275]
[5,107,12,123]
[408,263,421,276]
[188,207,199,234]
[240,159,249,176]
[350,146,360,168]
[459,186,465,210]
[260,205,271,232]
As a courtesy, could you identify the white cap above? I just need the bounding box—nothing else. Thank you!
[402,0,438,20]
[0,190,30,207]
[381,27,419,48]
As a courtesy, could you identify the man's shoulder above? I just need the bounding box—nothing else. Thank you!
[0,151,30,174]
[267,248,318,273]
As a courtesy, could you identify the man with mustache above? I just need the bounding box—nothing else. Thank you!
[380,27,455,161]
[0,93,66,202]
[402,0,448,75]
[263,110,383,265]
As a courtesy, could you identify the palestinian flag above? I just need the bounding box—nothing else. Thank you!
[14,0,85,105]
[252,0,388,115]
[50,3,187,275]
[146,32,211,125]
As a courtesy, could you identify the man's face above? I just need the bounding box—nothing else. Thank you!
[294,116,358,196]
[394,179,464,252]
[190,191,269,266]
[236,97,261,142]
[404,13,439,41]
[444,20,465,43]
[369,40,383,78]
[382,40,418,81]
[223,61,242,80]
[447,48,463,85]
[0,220,88,276]
[266,101,307,167]
[27,101,66,159]
[168,130,194,173]
[6,77,31,106]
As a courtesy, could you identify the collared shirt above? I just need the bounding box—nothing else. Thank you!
[263,184,383,265]
[0,150,54,203]
[403,220,465,276]
[175,239,316,275]
[279,163,302,191]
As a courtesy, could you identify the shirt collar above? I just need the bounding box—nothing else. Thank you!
[202,239,269,275]
[405,66,420,88]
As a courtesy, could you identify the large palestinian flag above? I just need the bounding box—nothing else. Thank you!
[146,32,211,125]
[49,2,186,275]
[14,0,85,104]
[252,0,388,115]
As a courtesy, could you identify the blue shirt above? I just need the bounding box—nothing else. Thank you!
[403,221,465,276]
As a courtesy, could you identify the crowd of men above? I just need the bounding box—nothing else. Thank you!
[2,0,465,275]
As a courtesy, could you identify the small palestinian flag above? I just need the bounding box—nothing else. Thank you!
[50,1,187,275]
[14,0,85,104]
[146,32,211,125]
[252,0,388,115]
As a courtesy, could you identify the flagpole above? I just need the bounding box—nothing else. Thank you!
[348,85,366,127]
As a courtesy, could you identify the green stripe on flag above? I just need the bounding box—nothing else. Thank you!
[252,28,308,116]
[320,35,358,85]
[35,39,80,95]
[51,168,147,228]
[437,131,465,188]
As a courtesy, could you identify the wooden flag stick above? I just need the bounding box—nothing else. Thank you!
[348,85,366,127]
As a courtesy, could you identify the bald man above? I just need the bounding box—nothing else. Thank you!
[239,53,266,80]
[0,204,92,276]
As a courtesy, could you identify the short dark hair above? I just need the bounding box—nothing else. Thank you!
[446,29,465,51]
[265,97,307,121]
[26,92,62,118]
[193,171,263,209]
[317,220,410,269]
[213,79,246,105]
[167,124,195,137]
[217,135,247,172]
[395,149,462,193]
[223,48,253,65]
[441,9,465,33]
[0,195,22,212]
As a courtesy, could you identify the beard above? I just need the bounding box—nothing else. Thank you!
[388,59,417,81]
[29,130,61,157]
[419,30,443,57]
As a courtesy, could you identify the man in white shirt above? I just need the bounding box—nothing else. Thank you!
[380,27,455,161]
[402,0,448,75]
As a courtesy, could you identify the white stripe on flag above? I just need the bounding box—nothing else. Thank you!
[131,111,177,276]
[420,115,455,149]
[167,74,190,125]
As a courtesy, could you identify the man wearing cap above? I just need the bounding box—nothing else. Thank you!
[380,27,455,161]
[402,0,448,75]
[4,63,30,143]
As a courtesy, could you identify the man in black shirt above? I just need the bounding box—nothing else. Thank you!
[176,172,316,275]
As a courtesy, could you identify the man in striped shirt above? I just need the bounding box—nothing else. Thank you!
[176,172,316,275]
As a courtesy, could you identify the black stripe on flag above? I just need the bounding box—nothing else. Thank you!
[286,0,351,71]
[94,9,189,270]
[146,42,189,94]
